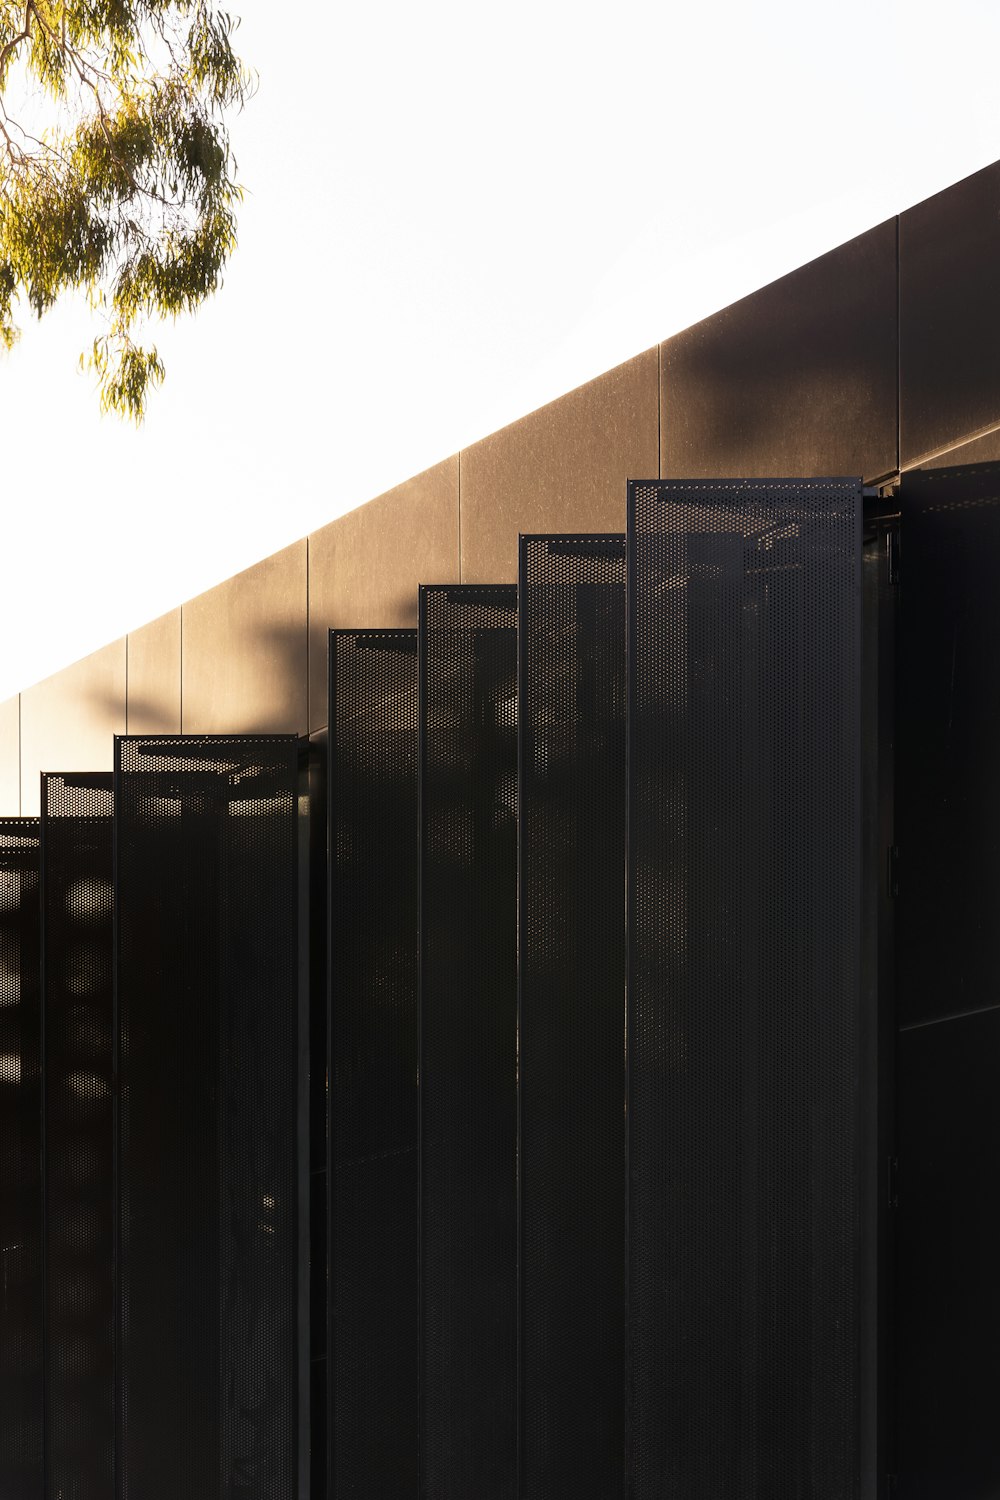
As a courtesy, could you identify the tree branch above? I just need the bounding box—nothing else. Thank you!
[0,4,32,81]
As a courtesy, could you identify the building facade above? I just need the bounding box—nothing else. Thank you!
[1,159,999,1500]
[4,160,1000,814]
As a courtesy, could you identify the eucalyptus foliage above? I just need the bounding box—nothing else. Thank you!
[0,1,252,418]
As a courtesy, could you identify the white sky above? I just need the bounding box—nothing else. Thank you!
[2,0,1000,703]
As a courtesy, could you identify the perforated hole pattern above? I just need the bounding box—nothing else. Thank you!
[0,818,43,1500]
[518,536,627,1500]
[42,774,115,1500]
[329,630,419,1497]
[115,736,300,1500]
[419,585,518,1500]
[627,480,862,1500]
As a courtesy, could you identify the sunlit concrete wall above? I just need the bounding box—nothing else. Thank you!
[3,159,1000,815]
[17,643,126,816]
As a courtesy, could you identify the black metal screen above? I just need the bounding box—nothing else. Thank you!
[41,774,114,1500]
[895,462,1000,1030]
[114,736,301,1500]
[627,479,863,1499]
[328,629,418,1496]
[0,818,42,1500]
[517,536,626,1500]
[419,584,518,1500]
[895,461,1000,1497]
[895,1007,1000,1500]
[306,734,328,1500]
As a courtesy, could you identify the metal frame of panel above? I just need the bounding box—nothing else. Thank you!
[626,478,864,1499]
[0,817,43,1500]
[41,774,115,1500]
[419,583,518,1500]
[113,735,302,1500]
[517,534,626,1500]
[328,628,419,1497]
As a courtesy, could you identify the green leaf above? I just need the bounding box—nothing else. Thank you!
[0,0,252,419]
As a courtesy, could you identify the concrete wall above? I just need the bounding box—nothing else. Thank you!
[3,159,999,815]
[18,640,126,817]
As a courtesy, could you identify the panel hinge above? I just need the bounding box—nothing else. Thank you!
[888,845,900,899]
[887,1156,899,1210]
[887,527,901,585]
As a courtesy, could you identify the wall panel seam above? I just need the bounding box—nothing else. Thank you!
[896,213,901,477]
[458,450,463,583]
[657,344,663,479]
[179,606,184,734]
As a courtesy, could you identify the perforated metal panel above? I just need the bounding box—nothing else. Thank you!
[895,462,1000,1029]
[419,584,518,1500]
[895,460,1000,1497]
[0,818,42,1500]
[114,736,301,1500]
[896,1007,1000,1500]
[627,479,863,1499]
[41,774,114,1500]
[328,629,418,1496]
[305,734,328,1500]
[518,535,626,1500]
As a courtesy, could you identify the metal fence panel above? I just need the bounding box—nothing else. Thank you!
[114,736,300,1500]
[627,479,863,1499]
[0,817,42,1500]
[895,461,1000,1495]
[328,629,418,1496]
[41,774,114,1500]
[419,585,518,1500]
[518,535,626,1500]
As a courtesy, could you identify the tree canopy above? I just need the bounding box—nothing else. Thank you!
[0,1,252,419]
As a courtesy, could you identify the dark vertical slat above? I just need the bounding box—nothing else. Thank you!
[114,736,300,1500]
[895,462,1000,1028]
[895,1007,1000,1499]
[297,744,313,1500]
[517,535,626,1500]
[328,629,418,1496]
[859,517,897,1497]
[0,817,42,1500]
[306,732,328,1500]
[419,584,518,1500]
[895,461,1000,1496]
[626,479,863,1499]
[41,774,114,1500]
